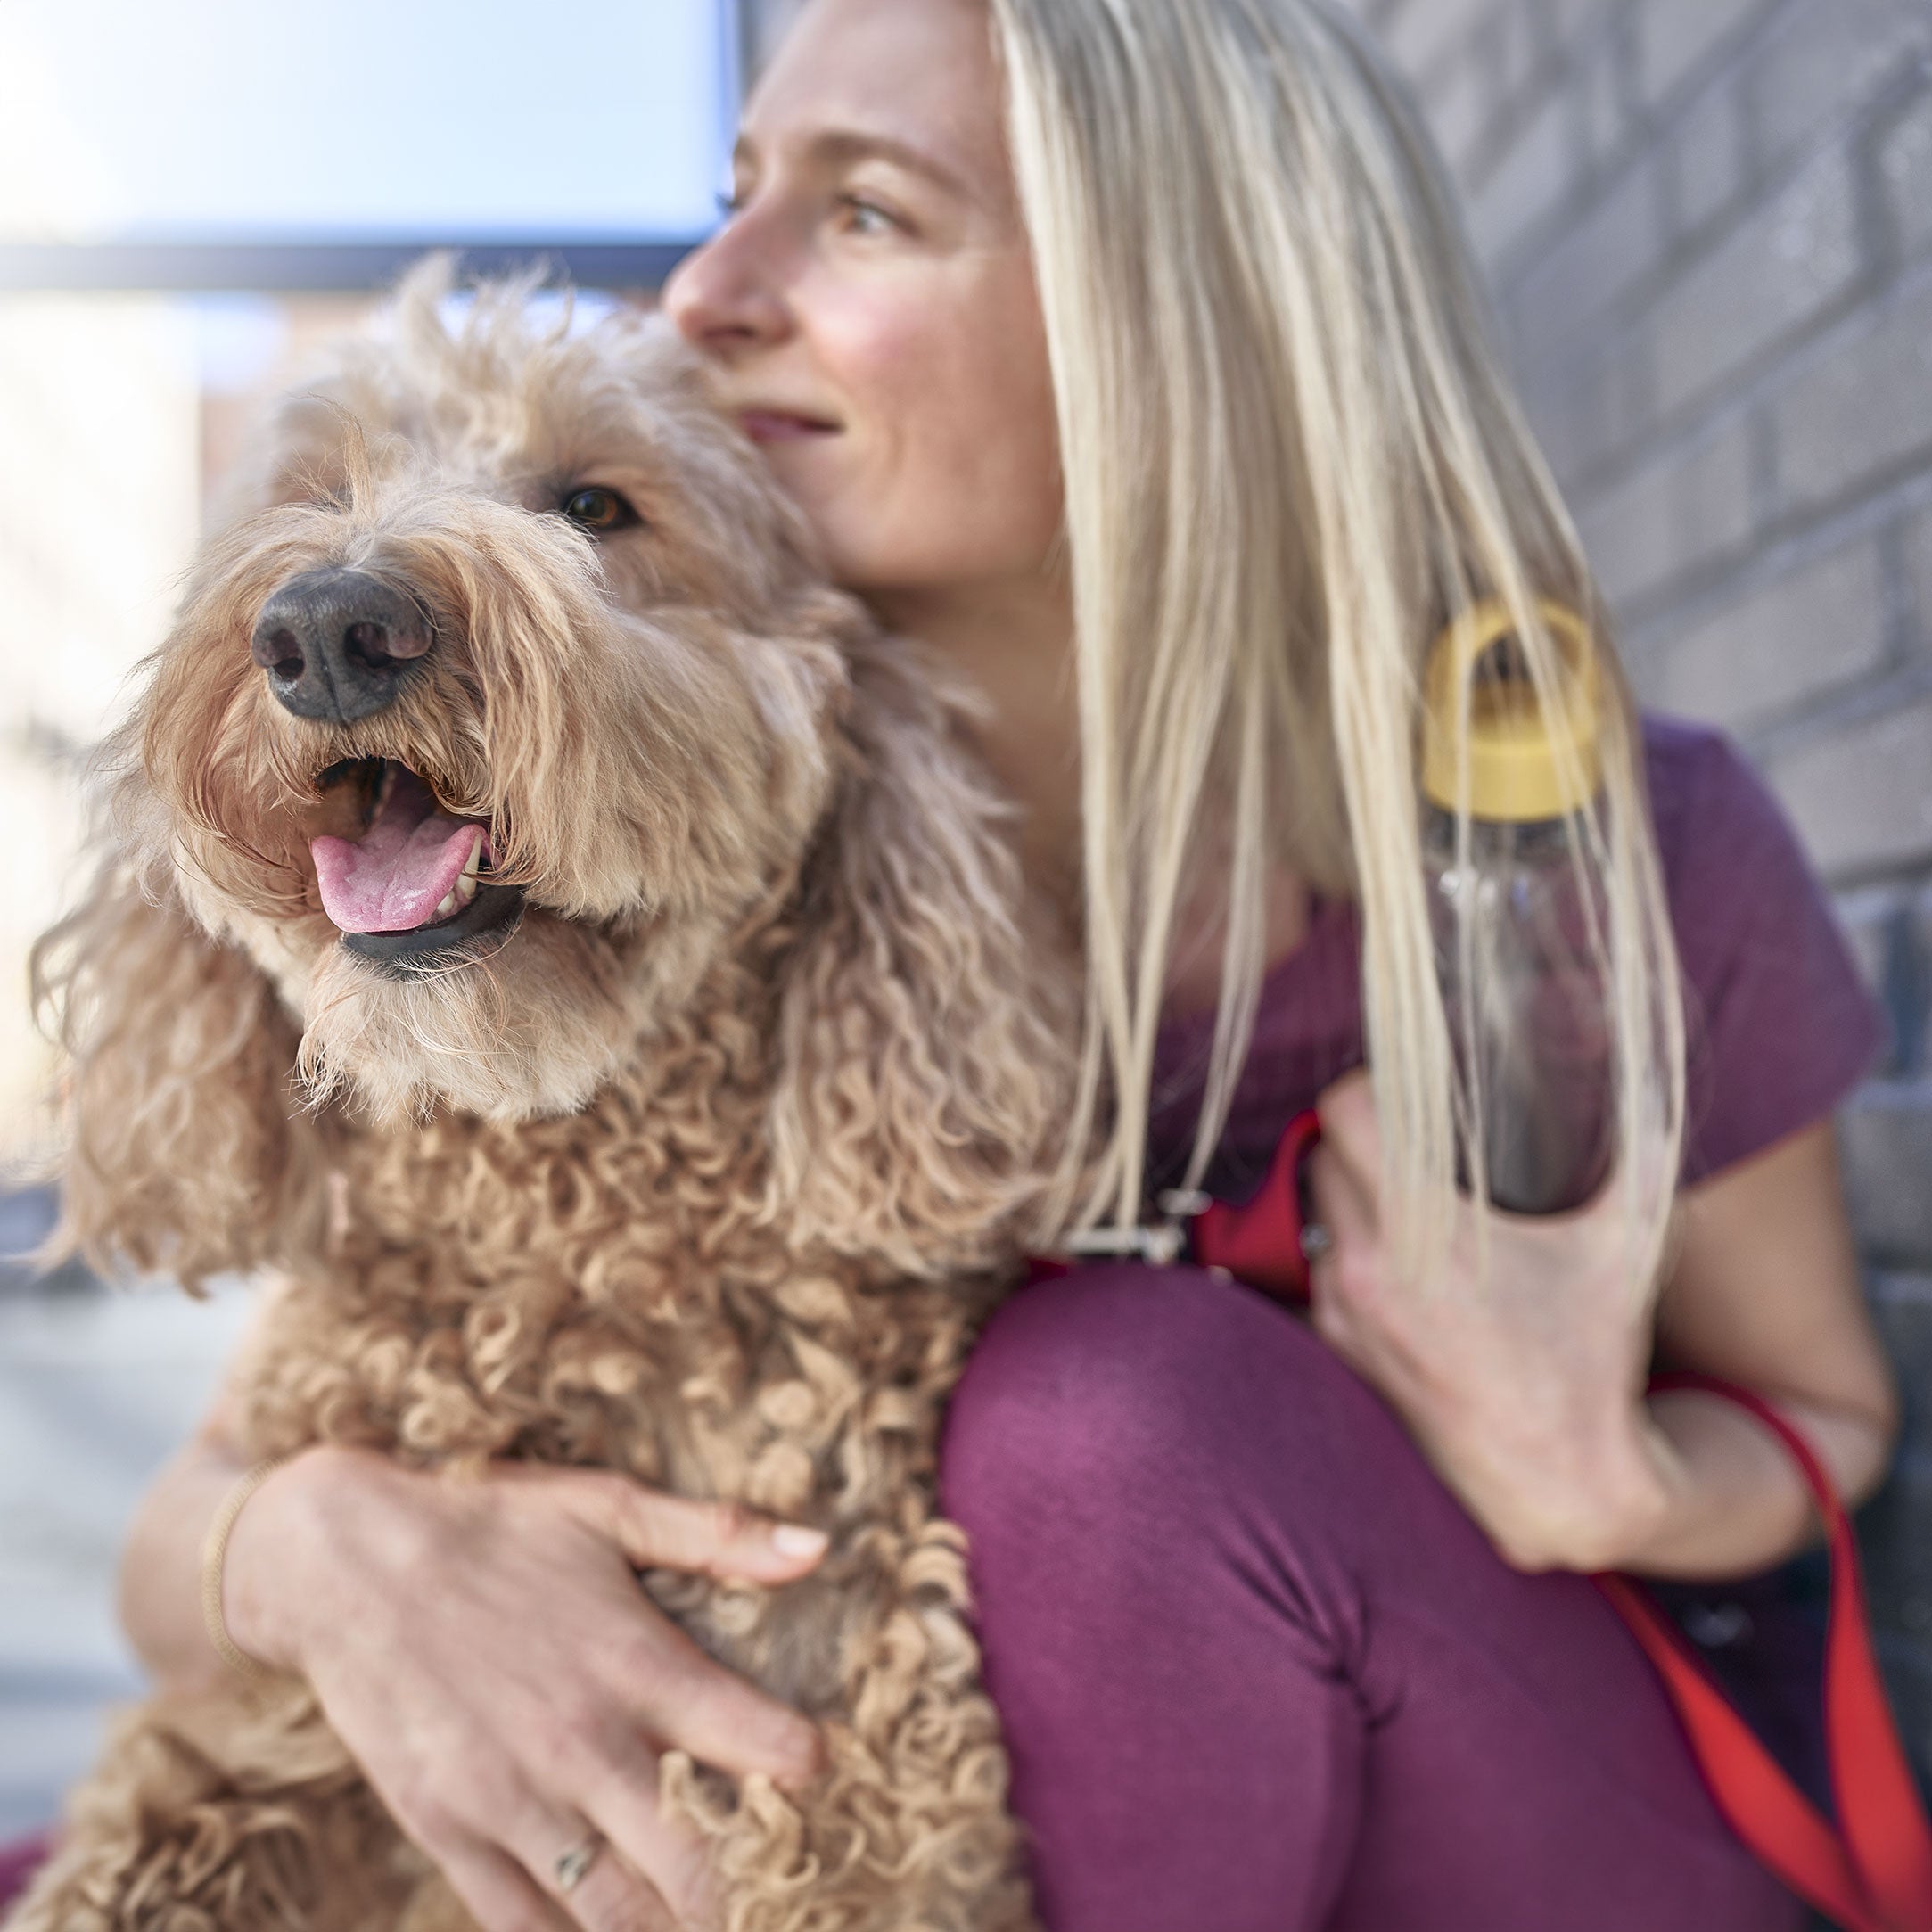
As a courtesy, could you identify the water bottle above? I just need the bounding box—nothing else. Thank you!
[1421,601,1615,1215]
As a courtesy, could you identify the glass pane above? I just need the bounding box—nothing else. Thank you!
[0,0,736,246]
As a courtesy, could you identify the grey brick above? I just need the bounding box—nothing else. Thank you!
[1747,0,1932,182]
[1648,536,1890,733]
[1633,0,1775,108]
[1862,1457,1932,1603]
[1382,0,1509,80]
[1859,1431,1932,1667]
[1908,504,1932,655]
[1576,412,1756,608]
[1771,271,1932,517]
[1837,886,1914,1075]
[1420,49,1490,180]
[1522,325,1656,483]
[1517,349,1609,486]
[1915,883,1932,1070]
[1508,152,1666,349]
[1470,0,1544,125]
[1869,1273,1932,1441]
[1594,333,1657,474]
[1651,145,1866,421]
[1666,74,1748,237]
[1581,461,1681,609]
[1839,1081,1932,1264]
[1571,32,1630,177]
[1874,1640,1932,1789]
[1545,0,1615,58]
[1765,692,1932,878]
[1879,86,1932,270]
[1837,885,1902,993]
[1469,86,1577,259]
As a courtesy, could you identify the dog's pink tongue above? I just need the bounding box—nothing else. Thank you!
[312,769,487,933]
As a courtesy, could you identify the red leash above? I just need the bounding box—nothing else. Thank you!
[1178,1109,1932,1932]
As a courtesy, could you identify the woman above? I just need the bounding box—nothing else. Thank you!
[77,1,1899,1928]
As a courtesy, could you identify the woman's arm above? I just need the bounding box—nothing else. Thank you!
[1618,1118,1900,1579]
[117,1394,254,1689]
[1305,1073,1897,1579]
[119,1281,300,1688]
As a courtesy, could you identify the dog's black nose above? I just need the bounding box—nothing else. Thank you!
[250,569,431,724]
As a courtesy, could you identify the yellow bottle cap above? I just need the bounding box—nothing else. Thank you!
[1421,599,1603,822]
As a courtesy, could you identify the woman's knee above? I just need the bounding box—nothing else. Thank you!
[939,1262,1372,1548]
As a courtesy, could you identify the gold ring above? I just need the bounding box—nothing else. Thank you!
[554,1835,604,1894]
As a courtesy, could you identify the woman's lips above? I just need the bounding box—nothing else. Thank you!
[740,410,840,444]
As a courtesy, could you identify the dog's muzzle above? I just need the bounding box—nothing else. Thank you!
[251,569,431,724]
[310,760,525,976]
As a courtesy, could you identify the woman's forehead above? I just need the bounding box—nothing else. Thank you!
[742,0,1006,186]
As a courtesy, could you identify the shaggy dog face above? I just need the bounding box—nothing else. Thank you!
[40,262,1073,1293]
[152,274,851,1122]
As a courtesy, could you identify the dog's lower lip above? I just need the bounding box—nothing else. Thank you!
[340,881,525,974]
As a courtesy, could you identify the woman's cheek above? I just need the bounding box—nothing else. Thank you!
[807,271,1059,588]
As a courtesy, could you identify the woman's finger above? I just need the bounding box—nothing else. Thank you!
[552,1472,830,1585]
[600,1609,825,1790]
[501,1788,677,1932]
[426,1836,577,1932]
[579,1756,723,1931]
[540,1714,721,1927]
[1304,1138,1378,1277]
[1312,1068,1383,1199]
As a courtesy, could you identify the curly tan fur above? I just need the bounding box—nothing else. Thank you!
[11,262,1077,1932]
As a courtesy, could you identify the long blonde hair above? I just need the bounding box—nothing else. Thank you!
[990,0,1686,1293]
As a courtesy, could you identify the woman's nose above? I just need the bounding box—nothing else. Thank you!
[662,226,791,359]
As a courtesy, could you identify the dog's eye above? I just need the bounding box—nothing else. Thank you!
[560,487,639,534]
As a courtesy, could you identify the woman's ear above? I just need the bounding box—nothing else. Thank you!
[763,640,1079,1278]
[32,845,319,1292]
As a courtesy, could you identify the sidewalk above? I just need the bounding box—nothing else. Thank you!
[0,1201,251,1837]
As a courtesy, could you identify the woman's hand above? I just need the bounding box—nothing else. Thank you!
[220,1446,830,1932]
[1304,1070,1676,1574]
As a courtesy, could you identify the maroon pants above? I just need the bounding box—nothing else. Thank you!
[937,1263,1804,1930]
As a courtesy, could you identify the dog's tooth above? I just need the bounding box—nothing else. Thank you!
[453,872,478,911]
[462,838,482,883]
[433,888,457,921]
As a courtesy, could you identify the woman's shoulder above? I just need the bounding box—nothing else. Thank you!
[1638,710,1851,950]
[1635,710,1890,1183]
[1638,711,1793,874]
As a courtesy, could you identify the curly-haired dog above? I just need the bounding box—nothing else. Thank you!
[11,264,1075,1932]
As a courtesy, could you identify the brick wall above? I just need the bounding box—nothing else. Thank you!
[1344,0,1932,1775]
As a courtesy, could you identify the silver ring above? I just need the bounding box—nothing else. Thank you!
[555,1835,604,1894]
[1299,1222,1335,1262]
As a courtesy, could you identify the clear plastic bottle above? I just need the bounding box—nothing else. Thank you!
[1421,601,1615,1216]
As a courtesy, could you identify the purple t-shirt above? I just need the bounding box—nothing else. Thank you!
[1148,713,1888,1200]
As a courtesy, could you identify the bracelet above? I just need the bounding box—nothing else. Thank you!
[200,1456,291,1683]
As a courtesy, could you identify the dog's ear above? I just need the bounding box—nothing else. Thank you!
[33,840,320,1292]
[764,641,1077,1278]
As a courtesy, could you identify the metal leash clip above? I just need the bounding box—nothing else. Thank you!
[1058,1189,1213,1270]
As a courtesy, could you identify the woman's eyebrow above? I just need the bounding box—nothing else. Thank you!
[733,129,974,201]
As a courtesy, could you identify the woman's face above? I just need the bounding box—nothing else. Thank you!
[662,0,1063,600]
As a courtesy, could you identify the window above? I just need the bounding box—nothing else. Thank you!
[0,0,741,290]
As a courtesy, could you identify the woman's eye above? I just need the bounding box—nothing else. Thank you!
[839,195,902,237]
[560,487,639,534]
[715,187,746,220]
